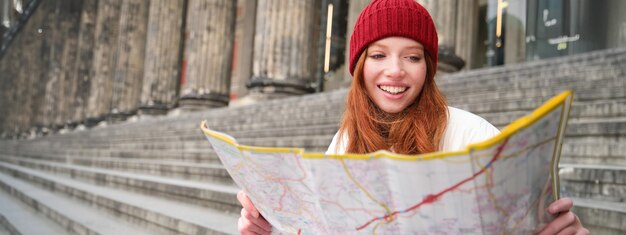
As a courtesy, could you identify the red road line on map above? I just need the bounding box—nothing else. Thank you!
[275,184,288,211]
[356,139,509,231]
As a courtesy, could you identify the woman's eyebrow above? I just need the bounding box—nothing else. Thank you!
[368,43,388,50]
[405,45,424,51]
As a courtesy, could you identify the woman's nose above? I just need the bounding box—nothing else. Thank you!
[384,59,406,78]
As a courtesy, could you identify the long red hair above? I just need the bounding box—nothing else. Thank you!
[338,50,448,154]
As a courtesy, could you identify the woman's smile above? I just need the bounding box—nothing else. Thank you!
[364,37,427,114]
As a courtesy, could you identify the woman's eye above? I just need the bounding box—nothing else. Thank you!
[407,56,421,62]
[369,54,385,59]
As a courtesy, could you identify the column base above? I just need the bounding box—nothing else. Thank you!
[437,46,466,73]
[85,117,105,128]
[107,110,137,123]
[138,104,170,116]
[246,77,315,95]
[178,93,229,111]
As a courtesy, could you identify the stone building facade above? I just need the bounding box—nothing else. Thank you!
[1,0,625,137]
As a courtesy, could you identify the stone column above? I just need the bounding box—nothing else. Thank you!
[139,0,185,115]
[247,0,321,97]
[454,0,479,70]
[87,0,121,125]
[72,0,98,125]
[40,0,82,130]
[110,0,149,120]
[180,0,237,109]
[230,0,257,102]
[417,0,468,72]
[342,0,370,83]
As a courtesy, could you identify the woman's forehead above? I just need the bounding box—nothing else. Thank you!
[369,37,424,50]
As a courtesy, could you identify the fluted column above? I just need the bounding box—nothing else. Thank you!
[417,0,467,72]
[343,0,371,83]
[180,0,237,109]
[40,0,82,130]
[248,0,320,97]
[17,0,47,136]
[139,0,185,115]
[87,0,121,124]
[230,0,257,101]
[455,0,478,69]
[72,0,98,125]
[110,0,149,120]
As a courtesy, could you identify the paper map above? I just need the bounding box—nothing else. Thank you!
[201,91,573,234]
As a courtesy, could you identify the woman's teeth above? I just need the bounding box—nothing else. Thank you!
[379,85,407,94]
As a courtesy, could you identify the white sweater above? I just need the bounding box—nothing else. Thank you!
[326,106,500,154]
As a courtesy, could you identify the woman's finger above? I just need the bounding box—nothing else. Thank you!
[537,211,577,235]
[238,216,268,235]
[555,226,577,235]
[237,191,259,218]
[241,208,272,232]
[548,198,574,214]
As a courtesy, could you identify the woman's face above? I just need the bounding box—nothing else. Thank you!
[363,37,427,114]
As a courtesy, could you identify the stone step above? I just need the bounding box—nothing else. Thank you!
[566,118,626,137]
[0,154,233,184]
[31,92,622,145]
[440,65,625,94]
[42,123,340,148]
[0,157,241,213]
[446,85,626,105]
[2,147,222,164]
[0,170,153,235]
[439,48,626,83]
[26,114,342,144]
[456,97,626,117]
[438,51,626,88]
[0,161,239,235]
[559,164,626,202]
[560,136,626,165]
[7,125,339,153]
[0,188,67,235]
[479,99,626,127]
[571,197,626,234]
[440,66,625,95]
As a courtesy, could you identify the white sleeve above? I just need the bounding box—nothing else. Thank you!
[326,131,347,155]
[441,107,500,152]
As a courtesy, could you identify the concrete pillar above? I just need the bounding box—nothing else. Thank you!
[455,0,479,70]
[417,0,469,72]
[71,0,98,125]
[247,0,321,97]
[230,0,257,102]
[180,0,237,109]
[29,0,58,135]
[341,0,370,84]
[139,0,185,115]
[87,0,121,125]
[40,0,82,130]
[110,0,149,120]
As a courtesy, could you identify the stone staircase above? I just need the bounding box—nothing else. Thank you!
[439,47,626,234]
[0,47,624,234]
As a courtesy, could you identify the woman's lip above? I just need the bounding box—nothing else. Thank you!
[377,82,409,87]
[378,86,407,100]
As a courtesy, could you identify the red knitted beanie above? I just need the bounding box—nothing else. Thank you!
[349,0,438,75]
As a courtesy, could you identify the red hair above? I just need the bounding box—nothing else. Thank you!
[338,50,448,154]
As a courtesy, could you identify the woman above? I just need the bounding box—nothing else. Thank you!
[237,0,589,234]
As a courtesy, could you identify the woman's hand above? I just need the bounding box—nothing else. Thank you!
[237,191,272,235]
[536,198,589,235]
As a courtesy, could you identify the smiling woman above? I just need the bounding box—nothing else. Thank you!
[236,0,590,234]
[363,38,427,114]
[340,36,447,155]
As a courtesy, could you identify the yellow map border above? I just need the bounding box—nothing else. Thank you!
[200,90,572,163]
